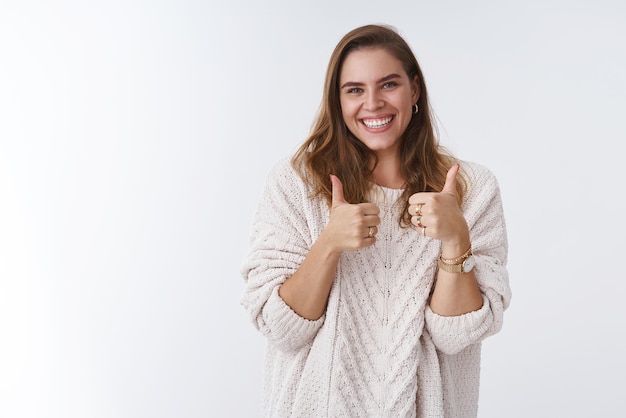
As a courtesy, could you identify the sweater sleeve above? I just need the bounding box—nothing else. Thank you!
[424,162,511,355]
[240,160,325,352]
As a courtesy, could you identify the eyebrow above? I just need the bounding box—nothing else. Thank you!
[340,73,402,89]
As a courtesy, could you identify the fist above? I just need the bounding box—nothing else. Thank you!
[407,164,468,244]
[323,174,381,253]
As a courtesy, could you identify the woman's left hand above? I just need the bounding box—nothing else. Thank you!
[407,164,469,247]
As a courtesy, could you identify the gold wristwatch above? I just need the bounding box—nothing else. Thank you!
[437,248,475,274]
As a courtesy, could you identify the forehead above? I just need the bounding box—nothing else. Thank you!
[339,47,407,82]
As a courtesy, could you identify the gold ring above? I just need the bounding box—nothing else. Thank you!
[368,226,375,238]
[415,204,423,216]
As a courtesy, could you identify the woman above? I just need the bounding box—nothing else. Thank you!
[241,24,511,417]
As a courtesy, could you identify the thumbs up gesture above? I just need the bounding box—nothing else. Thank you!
[321,175,381,254]
[407,164,469,245]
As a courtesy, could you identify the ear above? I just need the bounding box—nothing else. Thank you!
[411,75,420,103]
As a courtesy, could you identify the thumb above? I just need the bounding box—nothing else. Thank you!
[330,174,347,207]
[441,164,459,195]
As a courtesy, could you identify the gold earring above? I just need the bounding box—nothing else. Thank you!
[413,104,419,114]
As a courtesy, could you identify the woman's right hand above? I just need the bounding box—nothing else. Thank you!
[321,175,380,253]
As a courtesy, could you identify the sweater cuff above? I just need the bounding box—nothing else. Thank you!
[424,294,493,355]
[261,287,325,352]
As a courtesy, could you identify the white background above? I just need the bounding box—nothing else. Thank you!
[1,0,625,417]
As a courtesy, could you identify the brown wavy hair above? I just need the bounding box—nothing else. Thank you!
[291,24,465,226]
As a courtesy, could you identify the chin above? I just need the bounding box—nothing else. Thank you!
[360,138,400,153]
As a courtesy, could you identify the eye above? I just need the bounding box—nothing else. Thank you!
[382,81,398,89]
[346,87,363,94]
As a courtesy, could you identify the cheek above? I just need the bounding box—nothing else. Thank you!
[341,102,350,124]
[340,100,357,123]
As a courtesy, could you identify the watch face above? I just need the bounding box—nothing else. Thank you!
[462,255,476,273]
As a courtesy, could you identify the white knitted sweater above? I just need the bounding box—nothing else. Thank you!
[241,158,511,418]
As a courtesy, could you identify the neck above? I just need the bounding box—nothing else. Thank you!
[371,152,404,189]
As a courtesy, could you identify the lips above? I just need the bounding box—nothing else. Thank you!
[361,116,393,129]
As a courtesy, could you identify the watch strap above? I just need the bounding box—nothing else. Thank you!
[437,258,464,273]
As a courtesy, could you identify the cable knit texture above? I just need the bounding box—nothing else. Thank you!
[241,158,511,418]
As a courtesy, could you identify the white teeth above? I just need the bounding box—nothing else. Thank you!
[363,116,392,128]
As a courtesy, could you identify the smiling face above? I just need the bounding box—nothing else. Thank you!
[339,47,419,159]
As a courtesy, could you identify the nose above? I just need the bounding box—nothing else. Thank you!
[363,90,383,111]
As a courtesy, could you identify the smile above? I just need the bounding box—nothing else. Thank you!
[362,116,393,129]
